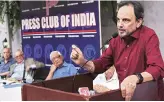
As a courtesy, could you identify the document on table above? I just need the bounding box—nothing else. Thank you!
[0,79,23,101]
[93,70,119,90]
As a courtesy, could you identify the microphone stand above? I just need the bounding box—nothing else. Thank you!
[22,65,26,83]
[72,59,91,93]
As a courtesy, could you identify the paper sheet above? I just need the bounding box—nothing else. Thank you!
[93,70,119,90]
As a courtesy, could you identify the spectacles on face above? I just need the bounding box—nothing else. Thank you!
[15,54,23,59]
[52,55,61,61]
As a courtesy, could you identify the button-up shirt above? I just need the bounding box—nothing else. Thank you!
[93,25,164,100]
[53,61,78,79]
[0,58,15,73]
[11,61,25,80]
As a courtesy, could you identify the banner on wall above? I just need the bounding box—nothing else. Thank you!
[21,0,101,67]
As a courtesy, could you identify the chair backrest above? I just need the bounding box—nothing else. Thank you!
[33,68,50,82]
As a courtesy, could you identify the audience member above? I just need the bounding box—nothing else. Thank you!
[46,51,78,80]
[0,48,15,76]
[7,49,45,83]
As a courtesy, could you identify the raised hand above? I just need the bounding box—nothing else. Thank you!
[50,64,57,72]
[70,45,87,66]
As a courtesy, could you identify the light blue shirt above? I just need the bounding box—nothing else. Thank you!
[10,60,33,82]
[11,61,24,80]
[53,61,78,79]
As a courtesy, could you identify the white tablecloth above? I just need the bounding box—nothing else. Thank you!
[0,80,23,101]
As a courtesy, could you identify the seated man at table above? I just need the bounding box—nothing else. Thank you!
[0,48,15,76]
[6,49,45,83]
[45,51,78,80]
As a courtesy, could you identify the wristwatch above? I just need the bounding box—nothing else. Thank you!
[134,73,143,84]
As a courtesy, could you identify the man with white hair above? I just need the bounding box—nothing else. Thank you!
[6,49,45,83]
[46,51,78,80]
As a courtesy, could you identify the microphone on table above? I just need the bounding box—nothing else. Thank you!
[71,32,118,92]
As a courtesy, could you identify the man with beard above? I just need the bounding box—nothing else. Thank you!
[70,1,164,101]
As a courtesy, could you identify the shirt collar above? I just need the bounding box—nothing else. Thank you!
[61,61,68,67]
[16,60,24,65]
[8,57,14,62]
[121,26,143,44]
[130,26,142,39]
[56,61,68,69]
[2,57,13,63]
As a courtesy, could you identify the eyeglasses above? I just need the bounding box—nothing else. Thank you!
[15,54,23,59]
[52,55,61,61]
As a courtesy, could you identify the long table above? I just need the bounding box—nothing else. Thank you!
[0,80,23,101]
[22,73,158,101]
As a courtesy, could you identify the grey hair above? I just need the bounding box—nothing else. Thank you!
[49,51,61,62]
[15,49,24,56]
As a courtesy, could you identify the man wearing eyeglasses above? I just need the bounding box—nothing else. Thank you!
[5,49,44,83]
[45,51,78,80]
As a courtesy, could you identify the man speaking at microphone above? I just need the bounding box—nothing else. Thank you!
[71,1,164,101]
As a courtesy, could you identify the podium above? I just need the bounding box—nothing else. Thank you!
[22,73,158,101]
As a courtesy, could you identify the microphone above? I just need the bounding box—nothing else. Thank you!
[100,32,118,50]
[71,32,118,92]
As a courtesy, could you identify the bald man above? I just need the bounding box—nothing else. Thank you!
[0,48,15,76]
